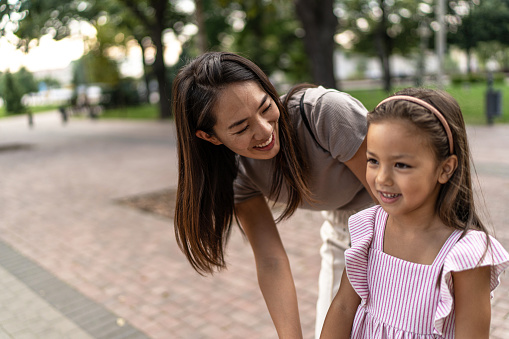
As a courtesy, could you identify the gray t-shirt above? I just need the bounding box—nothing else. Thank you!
[233,86,372,211]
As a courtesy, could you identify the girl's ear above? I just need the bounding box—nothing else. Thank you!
[195,130,223,145]
[438,155,458,184]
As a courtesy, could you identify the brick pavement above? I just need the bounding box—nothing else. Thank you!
[0,111,507,338]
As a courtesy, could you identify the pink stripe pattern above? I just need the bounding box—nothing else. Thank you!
[344,206,509,338]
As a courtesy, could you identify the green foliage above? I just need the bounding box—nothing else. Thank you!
[449,0,509,53]
[1,71,25,114]
[0,67,38,114]
[200,0,311,85]
[337,0,424,56]
[15,67,38,94]
[38,76,61,89]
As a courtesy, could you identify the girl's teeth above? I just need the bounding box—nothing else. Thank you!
[381,192,399,198]
[255,133,273,148]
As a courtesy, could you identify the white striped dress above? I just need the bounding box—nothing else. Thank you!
[345,205,509,338]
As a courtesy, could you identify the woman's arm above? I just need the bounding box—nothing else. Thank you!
[320,270,361,338]
[453,266,491,338]
[344,138,378,203]
[236,195,303,338]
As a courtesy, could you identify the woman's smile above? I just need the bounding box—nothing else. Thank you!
[253,131,275,150]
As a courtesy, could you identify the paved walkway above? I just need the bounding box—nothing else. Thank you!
[0,111,507,338]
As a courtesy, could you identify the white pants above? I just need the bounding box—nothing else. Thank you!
[315,210,355,339]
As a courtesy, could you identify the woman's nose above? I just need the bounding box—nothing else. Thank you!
[254,118,272,139]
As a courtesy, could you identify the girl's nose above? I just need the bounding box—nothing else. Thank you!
[376,167,392,186]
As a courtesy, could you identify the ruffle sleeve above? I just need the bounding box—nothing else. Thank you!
[344,205,380,304]
[434,230,509,335]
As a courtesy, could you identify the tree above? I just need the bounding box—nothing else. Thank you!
[195,0,311,88]
[15,67,38,94]
[2,71,25,114]
[449,0,509,73]
[1,0,189,119]
[336,0,428,91]
[295,0,337,88]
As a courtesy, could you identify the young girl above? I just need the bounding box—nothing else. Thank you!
[320,88,509,338]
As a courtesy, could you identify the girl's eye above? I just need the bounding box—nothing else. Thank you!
[367,158,378,165]
[395,162,410,169]
[262,103,272,113]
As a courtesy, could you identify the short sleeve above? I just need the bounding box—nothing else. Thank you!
[344,205,380,303]
[305,88,368,162]
[233,160,264,204]
[434,230,509,335]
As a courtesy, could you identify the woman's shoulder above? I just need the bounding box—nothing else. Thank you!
[303,86,364,109]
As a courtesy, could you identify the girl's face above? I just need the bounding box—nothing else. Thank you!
[366,120,455,220]
[196,81,280,160]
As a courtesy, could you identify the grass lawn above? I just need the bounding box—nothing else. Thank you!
[348,82,509,125]
[0,104,61,118]
[99,104,160,120]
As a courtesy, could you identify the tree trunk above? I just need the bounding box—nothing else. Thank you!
[375,0,392,92]
[195,0,208,53]
[295,0,338,89]
[152,0,171,119]
[136,35,151,104]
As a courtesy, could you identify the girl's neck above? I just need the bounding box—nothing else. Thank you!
[384,211,455,266]
[388,212,444,234]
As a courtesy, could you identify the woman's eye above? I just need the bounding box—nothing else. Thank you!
[235,126,249,135]
[367,158,378,165]
[262,103,272,113]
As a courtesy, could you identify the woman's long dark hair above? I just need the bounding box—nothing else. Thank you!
[172,52,313,274]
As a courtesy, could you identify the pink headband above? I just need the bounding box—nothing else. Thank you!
[375,95,454,154]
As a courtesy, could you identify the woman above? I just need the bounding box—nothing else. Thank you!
[172,51,375,338]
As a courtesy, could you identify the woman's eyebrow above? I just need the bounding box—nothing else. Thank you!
[228,118,248,130]
[257,94,268,110]
[227,95,268,130]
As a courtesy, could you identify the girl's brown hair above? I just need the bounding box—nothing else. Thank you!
[172,52,313,274]
[369,88,489,237]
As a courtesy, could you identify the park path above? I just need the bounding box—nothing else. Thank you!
[0,111,507,338]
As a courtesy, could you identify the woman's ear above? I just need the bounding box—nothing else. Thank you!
[438,155,458,184]
[195,130,223,145]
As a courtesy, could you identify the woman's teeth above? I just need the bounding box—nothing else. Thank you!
[255,133,273,148]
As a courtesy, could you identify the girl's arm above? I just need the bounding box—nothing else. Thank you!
[320,269,361,339]
[236,195,303,339]
[453,266,491,338]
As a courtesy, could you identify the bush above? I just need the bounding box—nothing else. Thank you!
[450,72,506,86]
[2,72,25,114]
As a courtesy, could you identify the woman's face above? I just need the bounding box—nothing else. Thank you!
[196,81,281,160]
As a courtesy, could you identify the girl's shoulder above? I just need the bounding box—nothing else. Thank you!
[435,230,509,334]
[444,229,509,273]
[347,206,385,250]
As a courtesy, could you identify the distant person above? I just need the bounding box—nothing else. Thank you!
[172,51,375,338]
[320,88,509,339]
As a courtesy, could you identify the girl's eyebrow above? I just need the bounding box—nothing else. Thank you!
[227,94,268,130]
